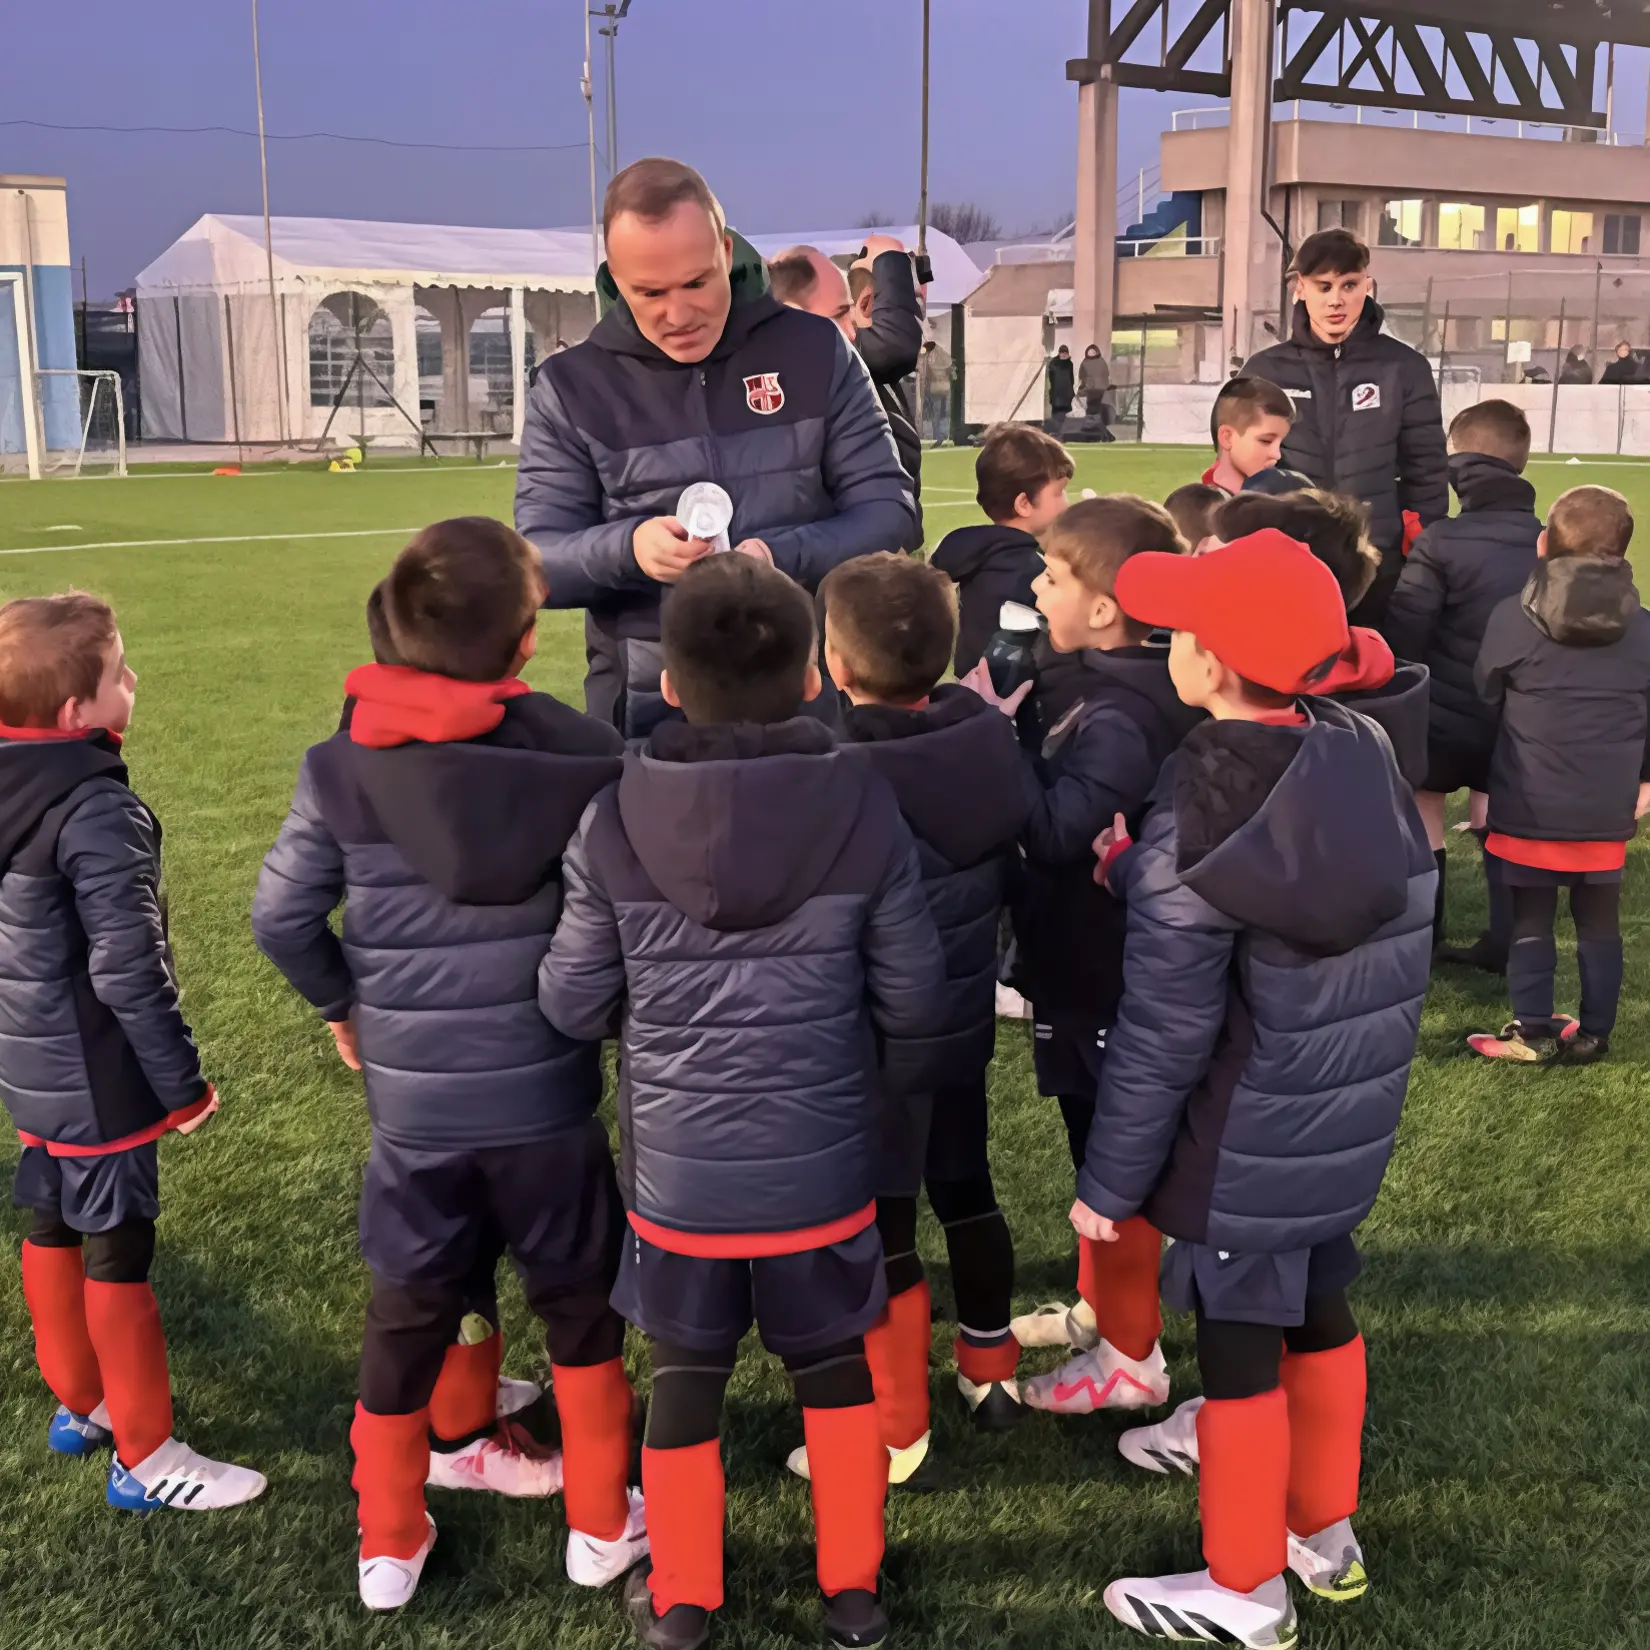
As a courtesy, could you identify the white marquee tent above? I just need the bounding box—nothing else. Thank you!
[134,213,981,450]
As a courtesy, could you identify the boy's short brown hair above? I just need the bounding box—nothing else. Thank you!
[1211,376,1295,442]
[0,592,118,728]
[1046,495,1185,642]
[1448,399,1532,471]
[1213,489,1380,609]
[1547,485,1634,560]
[1164,482,1227,546]
[821,552,958,705]
[378,517,543,682]
[1292,228,1370,278]
[662,555,817,725]
[975,423,1075,523]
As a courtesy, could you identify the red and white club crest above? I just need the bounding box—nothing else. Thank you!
[744,372,785,416]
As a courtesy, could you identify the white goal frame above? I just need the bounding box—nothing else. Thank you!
[36,369,128,478]
[0,271,43,480]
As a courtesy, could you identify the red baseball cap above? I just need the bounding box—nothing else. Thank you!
[1115,529,1350,694]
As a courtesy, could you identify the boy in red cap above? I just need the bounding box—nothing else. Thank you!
[1075,531,1434,1647]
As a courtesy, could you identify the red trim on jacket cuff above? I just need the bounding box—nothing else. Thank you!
[627,1202,876,1258]
[18,1086,217,1157]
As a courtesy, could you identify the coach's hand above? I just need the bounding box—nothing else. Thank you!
[733,539,773,565]
[1070,1200,1118,1243]
[633,516,716,583]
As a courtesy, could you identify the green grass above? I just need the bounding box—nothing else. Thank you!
[3,447,1650,1647]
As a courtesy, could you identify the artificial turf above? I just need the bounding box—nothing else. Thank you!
[0,447,1648,1648]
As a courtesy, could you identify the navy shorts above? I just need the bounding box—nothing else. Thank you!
[611,1223,887,1357]
[13,1144,160,1235]
[1031,1018,1108,1099]
[1500,859,1625,888]
[1160,1233,1362,1328]
[359,1117,623,1296]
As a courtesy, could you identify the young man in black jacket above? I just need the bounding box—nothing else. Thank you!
[0,595,266,1517]
[963,497,1202,1415]
[931,423,1074,674]
[1468,487,1650,1066]
[1384,400,1543,968]
[1242,228,1448,623]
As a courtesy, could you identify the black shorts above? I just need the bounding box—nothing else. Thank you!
[610,1223,887,1357]
[359,1117,623,1296]
[1421,741,1491,797]
[878,1077,993,1199]
[1501,859,1625,888]
[1160,1233,1362,1328]
[13,1144,160,1234]
[1032,1019,1108,1099]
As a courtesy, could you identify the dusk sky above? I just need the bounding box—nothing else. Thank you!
[5,2,1647,297]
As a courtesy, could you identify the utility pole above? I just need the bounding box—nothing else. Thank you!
[252,0,289,443]
[593,2,632,185]
[917,0,931,262]
[582,2,600,276]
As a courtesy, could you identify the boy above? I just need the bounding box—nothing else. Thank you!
[1202,376,1294,496]
[540,554,947,1650]
[1467,486,1650,1066]
[1083,530,1435,1647]
[931,422,1074,675]
[252,518,641,1610]
[1241,228,1449,621]
[1384,400,1543,965]
[803,553,1029,1474]
[1164,482,1226,553]
[0,594,266,1514]
[963,497,1201,1415]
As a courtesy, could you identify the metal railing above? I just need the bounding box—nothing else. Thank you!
[1118,235,1221,258]
[1169,101,1644,145]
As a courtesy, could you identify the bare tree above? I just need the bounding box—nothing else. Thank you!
[929,201,1003,244]
[856,209,895,229]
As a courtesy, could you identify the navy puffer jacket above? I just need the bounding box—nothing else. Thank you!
[1079,699,1434,1253]
[839,688,1030,1195]
[251,687,624,1149]
[0,734,209,1150]
[539,718,948,1249]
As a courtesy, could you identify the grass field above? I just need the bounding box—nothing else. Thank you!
[2,447,1650,1649]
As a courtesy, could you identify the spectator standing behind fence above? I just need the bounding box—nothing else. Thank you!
[1560,347,1595,386]
[1240,228,1447,624]
[1047,345,1076,431]
[514,159,915,736]
[921,338,953,444]
[1601,343,1641,386]
[1079,345,1111,418]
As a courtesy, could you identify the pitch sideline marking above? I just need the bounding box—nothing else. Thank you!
[0,527,420,558]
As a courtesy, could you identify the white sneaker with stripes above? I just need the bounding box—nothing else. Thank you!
[1102,1569,1296,1648]
[1118,1396,1204,1477]
[107,1437,268,1512]
[359,1515,437,1610]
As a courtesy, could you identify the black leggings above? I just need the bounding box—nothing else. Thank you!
[1508,880,1623,1038]
[27,1209,154,1283]
[1195,1290,1359,1402]
[876,1174,1015,1339]
[644,1337,873,1451]
[1056,1093,1096,1174]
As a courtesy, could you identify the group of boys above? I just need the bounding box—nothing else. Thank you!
[1,227,1646,1650]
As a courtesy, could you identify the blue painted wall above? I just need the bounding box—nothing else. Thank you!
[0,263,79,453]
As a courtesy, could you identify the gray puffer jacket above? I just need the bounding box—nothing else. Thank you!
[539,718,948,1250]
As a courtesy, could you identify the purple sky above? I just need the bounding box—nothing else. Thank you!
[4,1,1646,298]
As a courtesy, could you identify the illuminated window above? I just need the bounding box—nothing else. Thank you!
[1437,203,1487,252]
[1379,200,1423,248]
[1497,205,1540,254]
[1550,210,1595,256]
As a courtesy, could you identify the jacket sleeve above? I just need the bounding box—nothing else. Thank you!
[514,371,650,610]
[250,760,354,1022]
[1020,705,1161,864]
[1396,353,1449,525]
[1381,533,1447,662]
[860,815,948,1043]
[853,252,923,387]
[1473,597,1523,713]
[57,787,207,1108]
[538,803,627,1043]
[1076,825,1238,1221]
[761,335,919,587]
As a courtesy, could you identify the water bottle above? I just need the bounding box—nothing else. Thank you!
[677,482,734,553]
[983,601,1044,698]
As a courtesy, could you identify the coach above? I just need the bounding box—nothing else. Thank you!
[514,158,917,733]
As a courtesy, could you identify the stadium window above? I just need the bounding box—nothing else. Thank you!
[1550,210,1595,256]
[1496,204,1540,254]
[1437,202,1487,251]
[1604,213,1642,255]
[308,293,395,409]
[1317,198,1363,234]
[1378,199,1423,248]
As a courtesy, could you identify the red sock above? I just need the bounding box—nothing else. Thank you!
[1198,1390,1289,1594]
[20,1241,103,1416]
[351,1404,432,1560]
[803,1404,887,1597]
[863,1281,930,1450]
[82,1280,173,1468]
[428,1330,502,1442]
[1281,1336,1366,1538]
[553,1359,633,1541]
[1078,1217,1162,1362]
[954,1332,1019,1387]
[643,1441,725,1613]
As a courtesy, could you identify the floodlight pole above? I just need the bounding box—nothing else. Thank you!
[252,0,289,445]
[583,3,601,278]
[917,0,931,261]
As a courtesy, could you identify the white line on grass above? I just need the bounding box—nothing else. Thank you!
[0,527,418,558]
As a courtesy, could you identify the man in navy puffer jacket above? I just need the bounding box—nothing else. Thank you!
[252,520,643,1613]
[1063,532,1433,1650]
[540,554,946,1650]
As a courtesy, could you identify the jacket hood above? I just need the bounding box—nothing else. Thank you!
[1289,297,1386,354]
[619,718,864,932]
[839,686,1029,865]
[591,230,777,362]
[0,731,128,875]
[1522,556,1640,647]
[342,695,623,906]
[345,663,531,749]
[929,523,1042,583]
[1074,644,1202,734]
[1317,626,1395,694]
[1449,451,1538,517]
[1174,699,1412,955]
